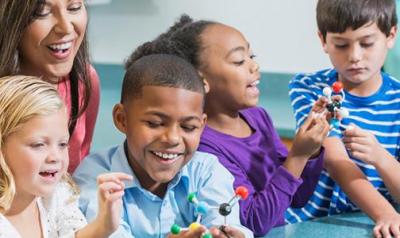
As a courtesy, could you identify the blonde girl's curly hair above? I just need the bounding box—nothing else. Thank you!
[0,75,68,213]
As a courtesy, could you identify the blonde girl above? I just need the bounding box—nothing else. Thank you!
[0,76,131,238]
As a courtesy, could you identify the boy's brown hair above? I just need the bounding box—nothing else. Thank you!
[317,0,397,41]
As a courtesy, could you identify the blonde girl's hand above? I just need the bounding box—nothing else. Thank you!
[291,110,330,159]
[96,172,133,235]
[209,225,245,238]
[342,124,390,166]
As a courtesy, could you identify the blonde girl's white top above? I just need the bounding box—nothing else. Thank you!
[0,182,87,238]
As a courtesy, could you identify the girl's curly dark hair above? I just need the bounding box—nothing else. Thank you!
[126,14,217,70]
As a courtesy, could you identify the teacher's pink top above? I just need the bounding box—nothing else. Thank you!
[58,65,100,173]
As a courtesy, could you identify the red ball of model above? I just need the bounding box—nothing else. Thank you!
[235,186,249,199]
[332,81,343,93]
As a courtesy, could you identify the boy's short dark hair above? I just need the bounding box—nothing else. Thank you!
[121,54,204,103]
[317,0,397,41]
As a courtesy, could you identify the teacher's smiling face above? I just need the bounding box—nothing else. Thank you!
[19,0,87,83]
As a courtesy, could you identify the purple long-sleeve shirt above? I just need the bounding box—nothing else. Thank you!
[198,107,324,236]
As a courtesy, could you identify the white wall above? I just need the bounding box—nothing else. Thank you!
[87,0,332,73]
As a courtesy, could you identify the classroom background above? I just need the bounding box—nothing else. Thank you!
[86,0,400,151]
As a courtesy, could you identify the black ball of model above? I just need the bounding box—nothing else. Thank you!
[219,203,232,216]
[326,100,341,113]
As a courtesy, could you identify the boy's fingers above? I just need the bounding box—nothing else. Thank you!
[219,226,244,238]
[209,227,222,237]
[343,135,369,146]
[187,226,207,237]
[380,224,391,238]
[373,224,382,238]
[344,124,370,139]
[343,124,357,136]
[389,224,400,237]
[345,142,367,154]
[97,172,133,185]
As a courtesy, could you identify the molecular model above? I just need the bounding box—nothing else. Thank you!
[322,81,349,129]
[170,186,249,238]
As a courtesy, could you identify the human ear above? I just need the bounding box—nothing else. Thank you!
[387,26,398,49]
[198,71,210,93]
[318,31,328,53]
[200,113,207,130]
[112,103,127,133]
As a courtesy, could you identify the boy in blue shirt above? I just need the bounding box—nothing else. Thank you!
[286,0,400,237]
[73,54,253,238]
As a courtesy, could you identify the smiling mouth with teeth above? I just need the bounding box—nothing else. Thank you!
[47,42,72,53]
[39,171,57,177]
[152,151,182,160]
[248,80,260,87]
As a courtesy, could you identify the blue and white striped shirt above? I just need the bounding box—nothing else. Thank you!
[285,68,400,223]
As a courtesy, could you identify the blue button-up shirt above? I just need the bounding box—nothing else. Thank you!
[73,143,253,238]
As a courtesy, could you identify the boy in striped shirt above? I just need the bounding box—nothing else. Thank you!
[285,0,400,237]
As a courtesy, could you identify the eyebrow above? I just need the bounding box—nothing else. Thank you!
[226,42,250,58]
[331,34,376,41]
[144,111,202,122]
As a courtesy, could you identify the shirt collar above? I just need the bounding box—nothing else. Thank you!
[109,142,138,189]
